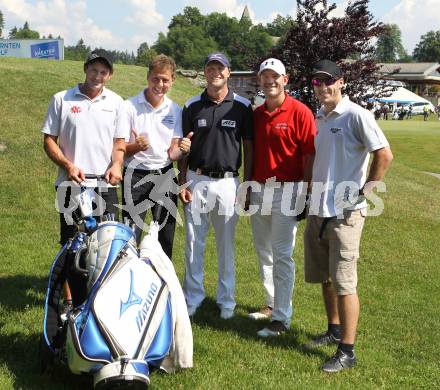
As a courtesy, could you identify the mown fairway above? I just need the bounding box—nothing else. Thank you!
[0,57,439,389]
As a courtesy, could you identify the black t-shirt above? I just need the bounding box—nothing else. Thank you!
[182,89,253,172]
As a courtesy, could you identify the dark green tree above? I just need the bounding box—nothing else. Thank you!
[0,10,4,38]
[168,6,204,29]
[265,14,295,36]
[8,26,17,38]
[64,38,90,61]
[413,30,440,62]
[136,42,157,66]
[13,21,40,39]
[153,6,272,70]
[154,25,218,69]
[271,0,389,112]
[376,24,409,62]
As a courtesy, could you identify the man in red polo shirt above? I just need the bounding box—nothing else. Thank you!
[249,58,316,337]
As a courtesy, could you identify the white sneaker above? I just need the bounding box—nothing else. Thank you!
[248,306,272,320]
[220,308,234,319]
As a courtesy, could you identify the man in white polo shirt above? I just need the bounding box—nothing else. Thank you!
[43,49,126,246]
[304,59,393,372]
[119,54,191,259]
[43,49,126,306]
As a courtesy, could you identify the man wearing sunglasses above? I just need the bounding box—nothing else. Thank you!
[304,59,393,372]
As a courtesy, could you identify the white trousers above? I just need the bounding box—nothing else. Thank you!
[183,170,239,312]
[250,184,299,328]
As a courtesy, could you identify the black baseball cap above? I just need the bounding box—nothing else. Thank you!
[204,52,230,68]
[312,59,342,78]
[84,49,113,72]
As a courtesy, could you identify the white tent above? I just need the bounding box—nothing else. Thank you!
[377,87,431,104]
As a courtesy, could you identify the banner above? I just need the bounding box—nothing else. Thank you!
[0,39,64,60]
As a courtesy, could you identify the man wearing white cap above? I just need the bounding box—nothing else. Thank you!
[249,58,316,337]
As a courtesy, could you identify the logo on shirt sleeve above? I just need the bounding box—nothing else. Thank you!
[198,119,207,127]
[221,119,236,128]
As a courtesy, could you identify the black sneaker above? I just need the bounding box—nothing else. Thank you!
[306,331,341,348]
[322,349,356,373]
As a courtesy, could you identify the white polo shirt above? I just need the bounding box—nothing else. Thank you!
[42,85,125,186]
[312,96,389,217]
[118,90,183,170]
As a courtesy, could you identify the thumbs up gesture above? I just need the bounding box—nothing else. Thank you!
[131,128,149,151]
[179,131,193,155]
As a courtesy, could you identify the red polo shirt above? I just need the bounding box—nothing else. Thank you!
[252,93,316,182]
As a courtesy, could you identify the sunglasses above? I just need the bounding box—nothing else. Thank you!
[311,78,339,87]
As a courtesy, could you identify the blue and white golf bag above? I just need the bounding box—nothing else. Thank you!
[41,189,193,388]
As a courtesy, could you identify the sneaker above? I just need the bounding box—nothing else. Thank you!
[248,306,272,320]
[220,308,234,319]
[306,331,341,348]
[257,320,287,337]
[322,349,356,373]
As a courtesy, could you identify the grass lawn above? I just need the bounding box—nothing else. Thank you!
[0,57,439,389]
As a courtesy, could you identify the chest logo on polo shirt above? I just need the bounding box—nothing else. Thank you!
[330,127,342,133]
[71,106,82,114]
[162,114,175,125]
[221,120,236,128]
[274,123,289,130]
[198,119,207,127]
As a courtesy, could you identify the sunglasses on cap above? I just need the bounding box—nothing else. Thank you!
[311,77,339,87]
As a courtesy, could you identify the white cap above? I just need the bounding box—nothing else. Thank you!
[258,58,286,76]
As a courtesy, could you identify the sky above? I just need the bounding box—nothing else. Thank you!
[0,0,439,55]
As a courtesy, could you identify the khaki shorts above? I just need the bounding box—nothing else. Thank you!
[304,209,366,295]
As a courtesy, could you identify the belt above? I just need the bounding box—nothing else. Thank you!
[193,168,239,178]
[128,164,173,175]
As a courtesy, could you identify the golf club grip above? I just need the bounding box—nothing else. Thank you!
[153,202,164,223]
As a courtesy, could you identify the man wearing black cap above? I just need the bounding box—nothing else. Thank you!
[304,59,393,372]
[42,49,126,303]
[178,52,253,319]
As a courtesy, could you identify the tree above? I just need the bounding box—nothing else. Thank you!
[168,6,204,29]
[271,0,389,112]
[64,38,90,61]
[265,14,295,37]
[205,12,272,69]
[0,10,4,38]
[136,42,157,66]
[376,24,409,62]
[413,30,440,62]
[8,26,17,38]
[11,21,40,39]
[154,25,218,69]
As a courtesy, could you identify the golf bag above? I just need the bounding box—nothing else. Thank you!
[40,189,192,388]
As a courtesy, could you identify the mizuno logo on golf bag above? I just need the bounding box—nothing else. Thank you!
[120,269,142,317]
[135,282,159,332]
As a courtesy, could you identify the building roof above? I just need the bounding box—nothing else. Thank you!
[379,62,440,83]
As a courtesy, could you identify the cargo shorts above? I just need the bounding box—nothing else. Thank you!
[304,209,366,295]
